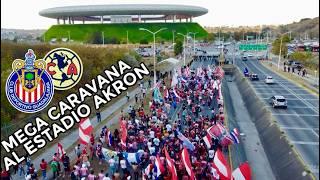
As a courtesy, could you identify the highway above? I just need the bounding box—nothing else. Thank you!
[234,53,319,178]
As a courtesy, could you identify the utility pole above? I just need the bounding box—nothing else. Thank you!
[178,33,188,66]
[126,30,129,45]
[68,31,71,42]
[102,31,104,45]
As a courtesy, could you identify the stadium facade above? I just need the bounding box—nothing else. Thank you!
[39,4,208,24]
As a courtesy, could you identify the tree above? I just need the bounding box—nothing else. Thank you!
[174,40,183,55]
[140,39,149,44]
[87,31,103,44]
[271,35,290,56]
[204,33,215,43]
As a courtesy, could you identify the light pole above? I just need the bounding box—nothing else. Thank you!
[102,31,104,45]
[189,32,198,55]
[278,31,290,70]
[172,30,175,49]
[67,31,71,42]
[178,33,187,66]
[139,27,167,86]
[315,70,318,85]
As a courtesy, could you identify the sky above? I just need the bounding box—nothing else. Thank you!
[1,0,319,29]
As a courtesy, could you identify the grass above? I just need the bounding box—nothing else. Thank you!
[261,61,319,96]
[44,23,208,43]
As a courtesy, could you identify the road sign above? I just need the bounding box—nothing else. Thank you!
[239,44,267,51]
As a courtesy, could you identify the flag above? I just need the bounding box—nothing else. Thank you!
[230,128,240,144]
[212,149,231,180]
[143,164,152,180]
[107,130,113,146]
[154,155,165,177]
[207,123,227,140]
[79,118,93,145]
[176,130,195,151]
[120,123,127,148]
[153,87,163,103]
[172,88,181,100]
[165,148,178,180]
[232,162,251,180]
[184,67,191,77]
[171,70,178,87]
[181,148,195,180]
[101,148,118,161]
[202,133,213,149]
[163,88,169,99]
[57,143,65,161]
[123,152,141,164]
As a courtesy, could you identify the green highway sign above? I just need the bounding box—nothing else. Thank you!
[239,44,267,51]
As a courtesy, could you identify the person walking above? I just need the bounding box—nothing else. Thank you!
[126,91,130,102]
[40,159,48,180]
[96,110,102,123]
[50,160,59,179]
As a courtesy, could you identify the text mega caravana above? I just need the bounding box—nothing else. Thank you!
[1,60,150,171]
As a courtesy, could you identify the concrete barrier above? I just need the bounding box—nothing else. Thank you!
[227,65,315,180]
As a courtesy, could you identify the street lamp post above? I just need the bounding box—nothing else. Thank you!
[315,70,318,85]
[178,33,188,66]
[189,32,198,55]
[278,31,290,70]
[102,31,104,45]
[139,27,167,86]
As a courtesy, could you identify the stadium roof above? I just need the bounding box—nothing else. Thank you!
[39,4,208,19]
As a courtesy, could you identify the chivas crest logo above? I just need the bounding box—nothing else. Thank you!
[6,49,54,113]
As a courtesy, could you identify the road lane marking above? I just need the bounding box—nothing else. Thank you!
[312,129,319,138]
[280,126,319,130]
[256,92,313,96]
[262,97,319,101]
[291,141,319,145]
[272,113,319,117]
[248,61,319,114]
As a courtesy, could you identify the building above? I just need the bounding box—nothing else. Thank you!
[39,4,208,24]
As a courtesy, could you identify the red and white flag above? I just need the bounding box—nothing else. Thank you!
[120,120,127,148]
[165,148,178,180]
[202,133,213,149]
[212,149,231,180]
[57,143,65,161]
[79,118,93,145]
[181,147,195,180]
[232,162,251,180]
[155,155,165,177]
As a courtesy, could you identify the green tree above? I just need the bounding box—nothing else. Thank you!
[174,40,183,55]
[87,31,103,44]
[271,35,290,56]
[204,33,215,43]
[140,39,149,44]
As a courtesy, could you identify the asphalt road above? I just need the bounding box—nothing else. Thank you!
[234,54,319,178]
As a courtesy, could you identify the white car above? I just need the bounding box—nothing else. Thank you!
[269,95,287,108]
[265,76,274,84]
[247,53,253,57]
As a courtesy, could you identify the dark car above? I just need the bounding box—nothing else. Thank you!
[242,56,248,61]
[250,74,259,81]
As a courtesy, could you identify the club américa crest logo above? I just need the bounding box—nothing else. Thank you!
[6,49,54,113]
[43,48,83,90]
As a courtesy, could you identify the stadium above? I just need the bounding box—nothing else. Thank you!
[39,4,209,43]
[39,4,208,24]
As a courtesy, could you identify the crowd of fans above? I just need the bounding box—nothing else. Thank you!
[1,62,230,180]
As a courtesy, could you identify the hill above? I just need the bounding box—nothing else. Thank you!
[277,17,319,39]
[43,23,208,43]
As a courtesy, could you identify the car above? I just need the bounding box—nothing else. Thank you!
[269,95,287,108]
[242,56,248,61]
[265,76,274,84]
[247,53,253,57]
[257,56,264,60]
[250,74,259,81]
